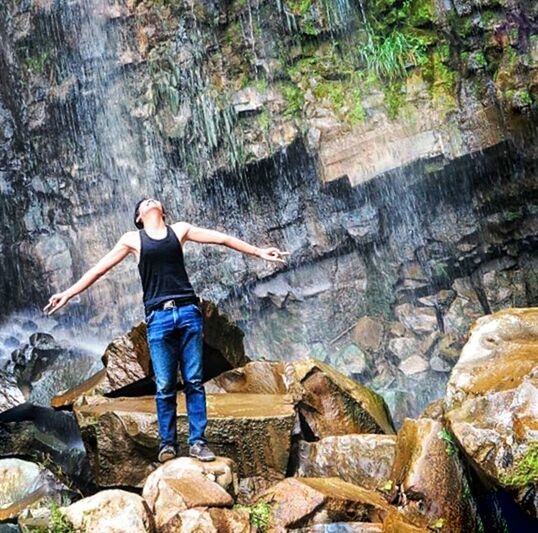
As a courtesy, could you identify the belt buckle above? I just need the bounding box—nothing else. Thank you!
[162,299,176,310]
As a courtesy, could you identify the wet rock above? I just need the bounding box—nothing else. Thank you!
[292,434,397,491]
[443,277,484,341]
[429,356,451,373]
[205,359,395,437]
[0,370,25,413]
[398,355,429,376]
[61,489,155,533]
[445,308,538,516]
[388,336,420,360]
[0,404,94,492]
[74,392,295,488]
[389,418,479,532]
[329,344,368,377]
[255,477,390,530]
[290,359,396,437]
[394,304,438,335]
[352,316,384,352]
[142,457,236,530]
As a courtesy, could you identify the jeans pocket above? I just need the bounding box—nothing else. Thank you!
[145,309,157,325]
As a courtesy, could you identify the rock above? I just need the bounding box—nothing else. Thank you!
[290,359,396,437]
[74,392,295,487]
[340,205,380,244]
[292,434,397,490]
[330,344,368,376]
[398,355,429,376]
[394,304,438,334]
[429,356,451,373]
[352,316,384,352]
[205,359,395,437]
[163,506,251,533]
[389,418,479,532]
[142,457,236,530]
[445,308,538,516]
[204,361,288,393]
[0,370,25,413]
[0,404,93,492]
[289,524,383,532]
[0,458,70,521]
[255,477,391,530]
[382,511,430,532]
[231,87,265,114]
[387,337,420,360]
[419,399,445,421]
[443,278,484,340]
[61,489,155,533]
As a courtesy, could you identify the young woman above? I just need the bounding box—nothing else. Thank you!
[43,197,289,462]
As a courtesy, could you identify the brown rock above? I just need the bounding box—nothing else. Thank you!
[74,392,295,487]
[394,304,438,335]
[293,434,397,491]
[389,418,479,532]
[290,359,396,437]
[205,361,287,393]
[352,316,385,352]
[445,308,538,516]
[255,477,391,530]
[382,510,429,532]
[162,506,251,533]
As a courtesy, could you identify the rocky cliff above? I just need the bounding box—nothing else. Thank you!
[0,0,537,418]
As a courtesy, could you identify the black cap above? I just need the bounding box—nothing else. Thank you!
[134,198,147,229]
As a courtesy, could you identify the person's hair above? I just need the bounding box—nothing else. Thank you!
[133,198,166,229]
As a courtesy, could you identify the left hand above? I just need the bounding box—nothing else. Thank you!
[257,247,290,264]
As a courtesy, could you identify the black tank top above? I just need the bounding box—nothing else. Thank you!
[137,224,198,315]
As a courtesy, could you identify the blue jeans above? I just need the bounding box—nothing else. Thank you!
[145,302,208,448]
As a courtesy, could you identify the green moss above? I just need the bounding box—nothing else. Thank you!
[285,0,313,16]
[49,501,76,533]
[24,50,50,74]
[233,501,272,532]
[279,82,304,118]
[437,428,458,457]
[500,444,538,487]
[257,108,271,130]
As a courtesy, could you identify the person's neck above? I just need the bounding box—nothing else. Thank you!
[143,215,166,232]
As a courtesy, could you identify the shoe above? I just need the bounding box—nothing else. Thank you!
[158,444,177,463]
[189,440,216,461]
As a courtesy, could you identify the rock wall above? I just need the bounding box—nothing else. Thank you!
[0,0,537,418]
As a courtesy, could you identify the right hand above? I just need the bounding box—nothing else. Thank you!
[43,291,72,315]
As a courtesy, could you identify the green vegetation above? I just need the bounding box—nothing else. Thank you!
[379,479,394,492]
[279,81,304,118]
[233,501,272,532]
[437,428,458,457]
[49,501,76,533]
[499,444,538,487]
[24,50,50,74]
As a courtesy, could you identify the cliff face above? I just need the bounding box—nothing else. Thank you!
[0,0,537,416]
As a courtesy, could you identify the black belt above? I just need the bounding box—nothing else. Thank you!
[145,297,199,317]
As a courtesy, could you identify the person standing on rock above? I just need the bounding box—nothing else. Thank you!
[43,197,289,463]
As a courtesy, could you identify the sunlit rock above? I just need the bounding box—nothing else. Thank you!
[389,418,479,532]
[162,506,251,533]
[74,392,295,488]
[445,308,538,516]
[254,477,390,530]
[61,489,155,533]
[205,358,395,437]
[291,434,397,491]
[142,457,236,530]
[0,458,70,521]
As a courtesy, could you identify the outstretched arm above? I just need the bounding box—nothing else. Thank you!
[181,223,290,263]
[43,233,132,315]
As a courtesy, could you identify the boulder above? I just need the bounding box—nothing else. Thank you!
[74,392,295,487]
[61,489,155,533]
[389,418,479,532]
[205,359,396,437]
[161,506,251,533]
[0,458,70,521]
[0,370,25,413]
[254,477,390,530]
[352,316,384,352]
[142,457,237,530]
[292,434,397,491]
[445,308,538,516]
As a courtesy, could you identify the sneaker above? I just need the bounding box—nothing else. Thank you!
[158,444,177,463]
[189,440,216,461]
